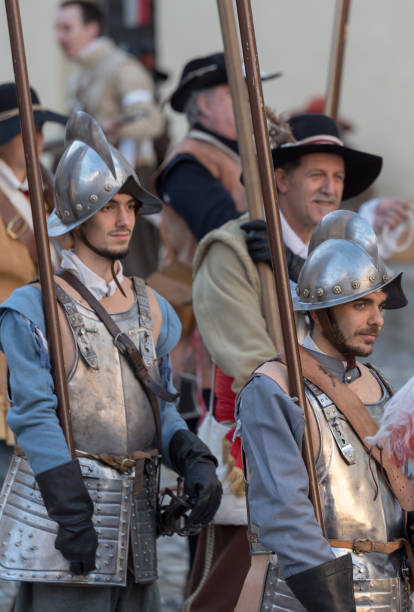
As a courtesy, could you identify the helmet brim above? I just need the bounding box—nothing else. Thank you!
[293,271,407,312]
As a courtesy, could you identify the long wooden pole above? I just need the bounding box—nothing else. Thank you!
[233,0,325,531]
[217,0,282,349]
[5,0,75,457]
[324,0,351,120]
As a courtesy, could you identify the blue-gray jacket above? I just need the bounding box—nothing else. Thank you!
[0,285,187,475]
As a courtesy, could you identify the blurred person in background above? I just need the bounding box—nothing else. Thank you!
[55,0,164,278]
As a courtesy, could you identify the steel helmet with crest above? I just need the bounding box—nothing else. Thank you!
[47,111,162,237]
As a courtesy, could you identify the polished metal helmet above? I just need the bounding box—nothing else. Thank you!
[47,111,162,237]
[308,209,379,262]
[293,238,406,311]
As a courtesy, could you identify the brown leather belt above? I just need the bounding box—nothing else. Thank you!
[329,537,406,555]
[76,449,160,496]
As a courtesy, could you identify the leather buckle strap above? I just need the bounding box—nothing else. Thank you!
[6,214,28,240]
[328,537,405,555]
[352,538,374,554]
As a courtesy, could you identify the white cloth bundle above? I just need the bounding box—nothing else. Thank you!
[367,376,414,465]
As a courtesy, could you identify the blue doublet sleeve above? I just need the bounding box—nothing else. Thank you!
[154,291,187,465]
[0,288,71,475]
[237,374,334,578]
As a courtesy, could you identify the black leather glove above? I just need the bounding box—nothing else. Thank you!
[286,554,356,612]
[241,219,271,265]
[35,459,98,575]
[169,429,222,527]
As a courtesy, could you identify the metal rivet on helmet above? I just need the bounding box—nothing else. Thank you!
[293,238,406,312]
[104,184,112,192]
[64,210,70,217]
[89,194,99,203]
[316,288,325,297]
[75,203,83,212]
[295,286,300,295]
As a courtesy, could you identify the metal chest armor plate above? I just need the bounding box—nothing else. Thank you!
[58,278,157,455]
[258,368,410,612]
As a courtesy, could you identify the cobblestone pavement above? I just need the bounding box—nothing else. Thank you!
[158,532,189,612]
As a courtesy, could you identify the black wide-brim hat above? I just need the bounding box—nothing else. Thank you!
[272,113,382,200]
[0,82,67,146]
[171,51,281,113]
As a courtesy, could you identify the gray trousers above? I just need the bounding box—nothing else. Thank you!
[15,573,161,612]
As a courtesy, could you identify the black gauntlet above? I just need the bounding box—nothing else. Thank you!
[35,459,98,575]
[286,554,356,612]
[169,429,222,527]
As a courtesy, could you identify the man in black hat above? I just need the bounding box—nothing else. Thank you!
[152,50,279,409]
[0,82,67,460]
[155,51,280,257]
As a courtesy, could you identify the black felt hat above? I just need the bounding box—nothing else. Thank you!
[171,51,281,113]
[0,83,67,146]
[272,113,382,200]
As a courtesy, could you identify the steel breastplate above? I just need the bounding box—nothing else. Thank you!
[308,368,405,581]
[57,278,157,455]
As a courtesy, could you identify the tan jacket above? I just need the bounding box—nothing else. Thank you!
[67,38,164,166]
[192,215,277,394]
[0,191,37,444]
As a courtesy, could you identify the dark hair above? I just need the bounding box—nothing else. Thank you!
[59,1,105,34]
[277,158,301,175]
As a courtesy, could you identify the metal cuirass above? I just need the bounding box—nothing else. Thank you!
[258,367,411,612]
[56,278,157,455]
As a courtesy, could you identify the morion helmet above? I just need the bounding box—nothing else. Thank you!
[47,111,162,237]
[293,238,406,311]
[308,209,379,262]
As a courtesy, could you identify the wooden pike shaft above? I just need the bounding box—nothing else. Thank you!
[325,0,351,120]
[229,0,325,532]
[217,0,282,351]
[5,0,75,457]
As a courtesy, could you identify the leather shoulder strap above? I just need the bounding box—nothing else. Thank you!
[298,346,414,511]
[0,190,36,261]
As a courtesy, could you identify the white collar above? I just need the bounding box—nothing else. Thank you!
[280,211,309,258]
[60,249,124,300]
[0,158,28,191]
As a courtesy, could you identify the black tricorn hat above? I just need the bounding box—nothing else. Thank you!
[272,113,382,200]
[171,51,281,113]
[0,82,67,146]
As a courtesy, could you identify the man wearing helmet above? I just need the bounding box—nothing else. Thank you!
[236,232,412,611]
[0,112,221,611]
